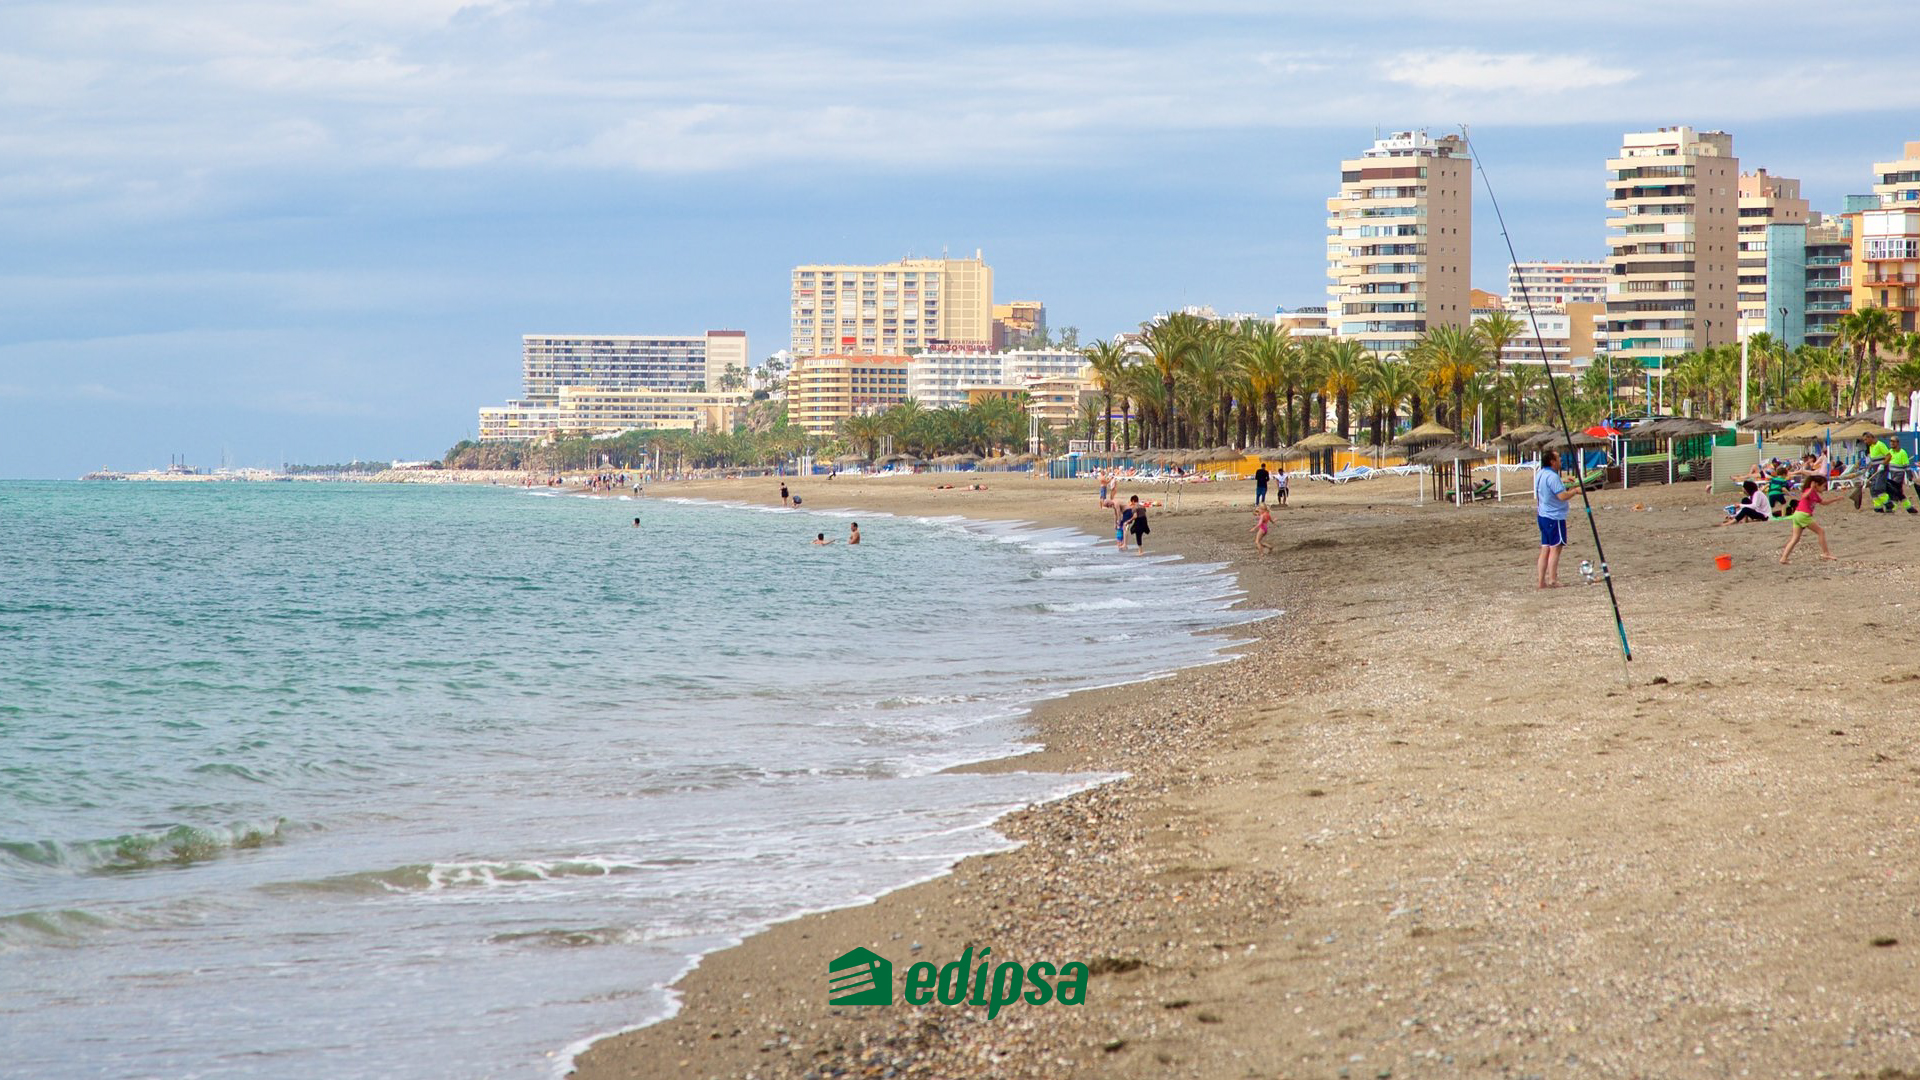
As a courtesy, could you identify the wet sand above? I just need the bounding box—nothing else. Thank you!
[568,471,1920,1079]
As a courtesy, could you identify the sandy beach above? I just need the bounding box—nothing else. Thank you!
[567,470,1920,1079]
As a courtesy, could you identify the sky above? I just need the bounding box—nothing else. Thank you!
[4,0,1918,477]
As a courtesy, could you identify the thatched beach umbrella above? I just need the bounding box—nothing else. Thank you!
[1409,444,1491,504]
[1738,410,1795,431]
[1769,420,1832,443]
[1392,420,1457,447]
[1496,423,1553,444]
[1408,443,1492,468]
[1846,407,1910,426]
[1292,431,1354,451]
[1829,419,1895,442]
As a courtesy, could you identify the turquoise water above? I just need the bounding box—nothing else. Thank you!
[0,482,1262,1078]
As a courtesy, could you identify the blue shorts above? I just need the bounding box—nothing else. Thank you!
[1537,516,1568,547]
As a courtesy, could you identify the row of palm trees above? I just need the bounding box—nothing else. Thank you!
[1079,310,1544,452]
[1079,310,1920,453]
[837,396,1039,460]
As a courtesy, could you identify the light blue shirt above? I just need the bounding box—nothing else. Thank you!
[1535,466,1569,520]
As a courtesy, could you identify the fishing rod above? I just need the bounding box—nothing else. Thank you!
[1458,125,1633,667]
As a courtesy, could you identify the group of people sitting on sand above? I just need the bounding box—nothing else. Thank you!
[1716,435,1920,563]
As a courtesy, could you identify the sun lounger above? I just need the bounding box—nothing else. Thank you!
[1578,467,1606,491]
[1443,477,1496,501]
[1327,465,1375,484]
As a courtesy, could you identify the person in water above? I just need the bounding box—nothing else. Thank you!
[633,517,641,527]
[848,522,861,545]
[812,532,832,545]
[1126,495,1149,554]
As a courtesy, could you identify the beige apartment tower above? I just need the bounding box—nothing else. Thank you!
[1872,141,1920,208]
[1326,130,1472,357]
[790,253,994,358]
[1605,127,1740,379]
[1736,169,1809,339]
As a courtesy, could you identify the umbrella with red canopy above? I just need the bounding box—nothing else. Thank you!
[1584,424,1624,437]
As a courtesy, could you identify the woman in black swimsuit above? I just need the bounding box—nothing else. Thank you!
[1126,496,1149,554]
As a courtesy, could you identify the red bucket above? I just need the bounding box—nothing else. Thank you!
[1714,554,1733,571]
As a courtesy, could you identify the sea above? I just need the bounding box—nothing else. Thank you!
[0,481,1265,1079]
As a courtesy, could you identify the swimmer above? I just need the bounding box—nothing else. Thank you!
[848,522,861,545]
[812,532,832,545]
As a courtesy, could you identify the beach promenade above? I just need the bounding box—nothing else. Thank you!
[571,473,1920,1079]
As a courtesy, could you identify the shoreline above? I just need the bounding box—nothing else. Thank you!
[571,472,1920,1079]
[561,478,1279,1077]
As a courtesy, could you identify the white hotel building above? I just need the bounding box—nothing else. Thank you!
[906,348,1091,410]
[478,330,751,442]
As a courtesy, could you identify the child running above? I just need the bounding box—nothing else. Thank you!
[1252,505,1273,555]
[1779,474,1836,564]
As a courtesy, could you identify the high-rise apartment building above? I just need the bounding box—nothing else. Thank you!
[1853,206,1920,334]
[476,330,749,441]
[787,354,913,435]
[1506,261,1608,308]
[1604,126,1740,379]
[1736,169,1810,338]
[991,301,1047,348]
[1326,130,1472,356]
[1803,216,1854,347]
[789,254,994,358]
[521,331,749,397]
[1873,141,1920,208]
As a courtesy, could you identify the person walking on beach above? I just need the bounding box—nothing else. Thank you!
[1126,495,1150,554]
[1115,497,1134,552]
[848,522,861,545]
[1274,467,1289,507]
[1780,474,1836,563]
[1253,463,1270,506]
[1252,504,1273,555]
[1534,450,1575,589]
[779,482,790,507]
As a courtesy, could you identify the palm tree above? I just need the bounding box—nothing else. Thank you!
[841,413,885,460]
[1420,325,1486,431]
[1473,310,1526,432]
[1083,339,1130,453]
[1320,339,1369,439]
[1122,363,1167,450]
[1240,323,1294,448]
[1839,308,1900,411]
[1181,329,1240,446]
[1141,312,1204,446]
[1362,355,1414,445]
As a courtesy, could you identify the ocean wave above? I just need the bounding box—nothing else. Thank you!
[0,908,119,949]
[0,819,295,874]
[286,856,661,896]
[1040,597,1142,613]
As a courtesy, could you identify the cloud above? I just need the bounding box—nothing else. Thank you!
[1384,51,1634,94]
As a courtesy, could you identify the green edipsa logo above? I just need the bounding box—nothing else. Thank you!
[827,946,892,1005]
[828,946,1088,1020]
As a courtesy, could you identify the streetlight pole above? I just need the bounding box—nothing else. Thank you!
[1777,306,1789,408]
